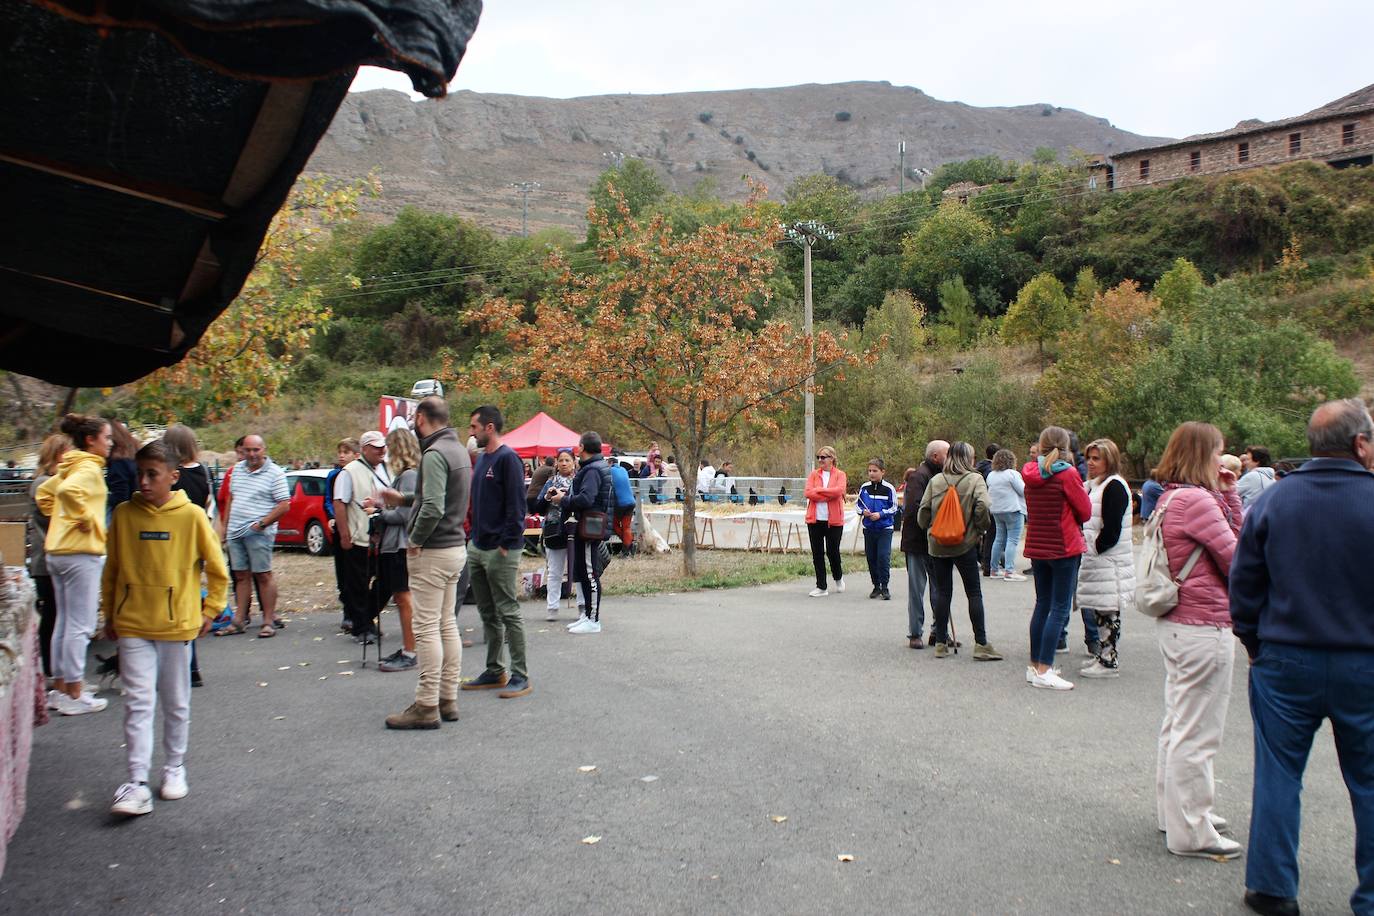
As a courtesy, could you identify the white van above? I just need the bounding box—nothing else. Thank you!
[410,379,444,399]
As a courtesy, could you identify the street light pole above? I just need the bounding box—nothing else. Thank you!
[510,181,540,237]
[899,140,906,195]
[785,220,835,475]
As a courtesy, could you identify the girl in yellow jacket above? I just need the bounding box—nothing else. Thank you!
[36,413,112,716]
[103,440,228,816]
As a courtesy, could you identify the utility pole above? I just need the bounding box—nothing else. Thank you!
[785,220,836,474]
[899,140,905,195]
[603,151,626,169]
[510,181,540,237]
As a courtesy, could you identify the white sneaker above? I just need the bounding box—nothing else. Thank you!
[160,765,188,800]
[46,689,62,710]
[834,579,846,593]
[569,619,601,635]
[1004,573,1027,582]
[58,691,108,716]
[808,588,828,597]
[1080,660,1120,679]
[111,783,153,816]
[1031,669,1075,691]
[545,608,559,621]
[1026,665,1062,683]
[566,614,588,630]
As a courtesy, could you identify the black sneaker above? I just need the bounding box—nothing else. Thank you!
[379,652,417,673]
[868,588,880,599]
[354,630,377,645]
[273,618,285,630]
[340,619,353,634]
[379,648,404,664]
[1056,637,1069,652]
[190,670,203,688]
[462,669,510,691]
[498,676,532,699]
[880,588,891,600]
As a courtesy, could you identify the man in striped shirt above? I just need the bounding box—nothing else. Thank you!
[219,435,291,636]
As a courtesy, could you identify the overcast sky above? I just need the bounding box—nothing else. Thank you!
[352,0,1372,140]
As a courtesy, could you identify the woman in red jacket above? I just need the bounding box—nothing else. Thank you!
[1152,421,1244,861]
[804,446,847,597]
[1022,426,1092,690]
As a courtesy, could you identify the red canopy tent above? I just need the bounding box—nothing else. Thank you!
[504,412,610,459]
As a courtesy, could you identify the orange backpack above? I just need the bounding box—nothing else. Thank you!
[929,474,967,546]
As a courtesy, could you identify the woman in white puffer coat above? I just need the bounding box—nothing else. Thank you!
[1076,438,1135,678]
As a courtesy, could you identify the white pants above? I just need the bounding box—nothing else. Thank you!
[543,544,582,612]
[119,637,192,784]
[410,545,466,706]
[48,553,103,683]
[1155,619,1235,851]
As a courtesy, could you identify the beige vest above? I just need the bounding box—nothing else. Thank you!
[342,458,388,544]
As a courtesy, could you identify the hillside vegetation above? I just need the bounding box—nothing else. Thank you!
[83,155,1374,472]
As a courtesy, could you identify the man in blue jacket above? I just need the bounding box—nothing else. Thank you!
[1230,398,1374,916]
[609,459,637,555]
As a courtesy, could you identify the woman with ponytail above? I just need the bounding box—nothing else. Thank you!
[36,414,113,715]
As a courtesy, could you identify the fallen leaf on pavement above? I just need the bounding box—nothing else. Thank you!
[640,775,658,783]
[770,816,788,823]
[339,671,354,677]
[837,854,854,863]
[1108,858,1121,865]
[297,662,310,667]
[313,637,324,642]
[277,666,291,671]
[318,676,328,680]
[257,682,268,687]
[337,660,350,664]
[273,716,286,721]
[315,581,324,586]
[580,836,601,845]
[578,765,597,773]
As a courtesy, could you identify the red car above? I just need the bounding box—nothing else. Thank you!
[274,468,332,556]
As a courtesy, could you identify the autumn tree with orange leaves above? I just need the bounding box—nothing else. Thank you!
[129,175,378,422]
[463,187,857,575]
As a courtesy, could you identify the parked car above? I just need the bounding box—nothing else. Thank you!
[410,378,444,399]
[275,468,331,556]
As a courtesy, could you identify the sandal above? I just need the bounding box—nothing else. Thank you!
[213,622,246,637]
[257,625,275,639]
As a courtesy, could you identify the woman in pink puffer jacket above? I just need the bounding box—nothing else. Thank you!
[1152,421,1244,861]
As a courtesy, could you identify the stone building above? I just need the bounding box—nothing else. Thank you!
[1090,84,1373,191]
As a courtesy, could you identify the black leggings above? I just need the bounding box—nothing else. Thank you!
[929,548,988,645]
[35,574,56,677]
[807,522,844,590]
[571,536,602,621]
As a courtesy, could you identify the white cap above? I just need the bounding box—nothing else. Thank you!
[360,430,386,449]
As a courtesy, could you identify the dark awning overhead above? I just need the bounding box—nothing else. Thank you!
[0,0,482,387]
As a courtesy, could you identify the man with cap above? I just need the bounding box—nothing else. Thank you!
[334,430,391,643]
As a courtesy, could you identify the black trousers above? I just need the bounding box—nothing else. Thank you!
[807,522,844,590]
[929,548,988,645]
[35,574,55,677]
[342,545,375,635]
[978,527,995,576]
[571,535,602,622]
[330,525,347,609]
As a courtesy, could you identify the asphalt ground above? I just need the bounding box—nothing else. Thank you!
[1,559,1362,915]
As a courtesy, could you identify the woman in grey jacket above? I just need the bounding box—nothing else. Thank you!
[375,429,422,672]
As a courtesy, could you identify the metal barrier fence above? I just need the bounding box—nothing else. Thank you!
[630,476,809,507]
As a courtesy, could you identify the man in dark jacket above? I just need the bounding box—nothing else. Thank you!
[977,443,998,576]
[553,432,613,634]
[900,440,947,649]
[1230,398,1374,916]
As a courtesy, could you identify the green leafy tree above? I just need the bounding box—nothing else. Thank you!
[1002,272,1073,367]
[901,202,995,300]
[588,159,666,243]
[935,276,980,348]
[860,290,928,360]
[345,207,498,319]
[1070,265,1100,311]
[1153,257,1206,318]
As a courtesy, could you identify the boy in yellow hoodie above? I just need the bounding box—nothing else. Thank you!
[102,440,228,816]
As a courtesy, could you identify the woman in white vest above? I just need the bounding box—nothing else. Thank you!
[1076,438,1135,678]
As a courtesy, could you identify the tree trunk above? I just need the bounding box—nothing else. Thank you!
[56,386,79,419]
[680,462,698,577]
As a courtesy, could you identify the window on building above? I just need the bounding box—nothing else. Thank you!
[1237,142,1250,164]
[1139,159,1150,181]
[1189,150,1201,172]
[1344,123,1357,146]
[1106,165,1115,191]
[1088,175,1098,190]
[1289,132,1302,155]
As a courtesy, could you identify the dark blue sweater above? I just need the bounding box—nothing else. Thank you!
[1230,457,1374,656]
[470,444,527,550]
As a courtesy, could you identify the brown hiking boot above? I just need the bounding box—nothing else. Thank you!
[439,698,459,722]
[461,670,509,690]
[385,703,440,730]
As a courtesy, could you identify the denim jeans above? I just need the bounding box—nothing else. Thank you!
[1029,555,1081,665]
[990,511,1024,574]
[929,548,988,646]
[1247,642,1374,912]
[1061,605,1102,648]
[905,552,930,639]
[863,528,893,589]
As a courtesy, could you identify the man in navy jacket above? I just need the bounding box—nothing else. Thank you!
[1230,398,1374,916]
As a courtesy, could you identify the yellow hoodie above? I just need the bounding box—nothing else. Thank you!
[35,449,107,556]
[102,490,230,642]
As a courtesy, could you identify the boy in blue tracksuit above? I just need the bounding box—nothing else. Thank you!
[857,458,899,600]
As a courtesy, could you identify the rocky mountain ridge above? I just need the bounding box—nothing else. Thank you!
[307,81,1169,234]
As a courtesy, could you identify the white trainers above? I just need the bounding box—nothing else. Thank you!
[1026,665,1062,683]
[1031,669,1075,691]
[808,588,828,597]
[111,783,153,816]
[1080,660,1120,679]
[569,619,601,635]
[1003,573,1027,582]
[834,579,846,593]
[160,765,188,800]
[57,691,108,716]
[545,608,560,622]
[566,614,588,630]
[46,689,62,710]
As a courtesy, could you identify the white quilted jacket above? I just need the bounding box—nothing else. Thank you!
[1077,474,1135,613]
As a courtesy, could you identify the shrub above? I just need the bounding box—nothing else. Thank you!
[698,112,713,124]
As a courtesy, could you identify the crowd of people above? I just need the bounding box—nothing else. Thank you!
[22,395,1374,914]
